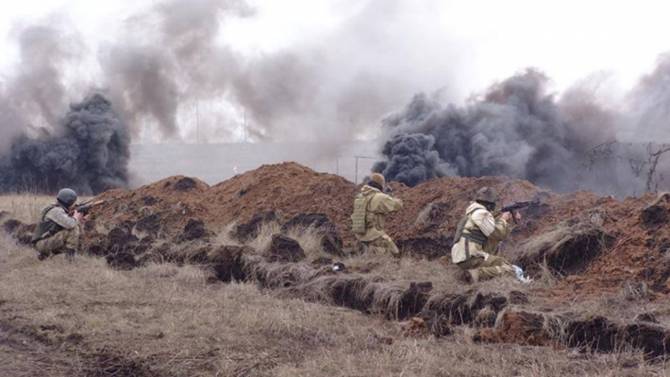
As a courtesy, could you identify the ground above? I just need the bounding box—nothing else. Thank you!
[1,193,670,376]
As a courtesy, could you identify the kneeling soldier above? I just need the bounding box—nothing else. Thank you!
[451,187,518,283]
[32,188,84,261]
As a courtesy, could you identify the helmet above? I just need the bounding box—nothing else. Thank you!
[57,188,78,208]
[369,173,386,188]
[474,187,498,205]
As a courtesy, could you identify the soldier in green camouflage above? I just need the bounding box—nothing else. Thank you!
[31,188,84,261]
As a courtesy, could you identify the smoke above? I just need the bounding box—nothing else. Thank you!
[230,0,459,146]
[2,0,459,181]
[0,21,83,152]
[94,0,459,148]
[100,0,251,138]
[375,133,449,185]
[626,53,670,143]
[3,0,670,195]
[0,94,130,194]
[373,68,670,194]
[0,19,130,194]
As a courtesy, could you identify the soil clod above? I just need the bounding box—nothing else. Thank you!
[265,234,306,263]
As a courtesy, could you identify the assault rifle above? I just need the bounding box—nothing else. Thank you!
[71,199,106,216]
[499,200,538,223]
[500,200,535,213]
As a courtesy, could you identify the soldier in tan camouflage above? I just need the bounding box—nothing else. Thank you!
[32,188,84,261]
[450,187,520,283]
[351,173,403,257]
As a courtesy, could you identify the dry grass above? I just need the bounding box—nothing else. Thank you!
[2,195,670,376]
[245,220,282,252]
[342,252,471,293]
[536,260,562,287]
[214,222,242,246]
[0,194,53,223]
[0,194,94,224]
[1,234,667,376]
[284,225,332,260]
[227,220,333,261]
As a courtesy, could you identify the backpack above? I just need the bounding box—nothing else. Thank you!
[351,193,375,235]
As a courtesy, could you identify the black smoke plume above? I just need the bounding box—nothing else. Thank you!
[373,68,667,194]
[0,94,130,194]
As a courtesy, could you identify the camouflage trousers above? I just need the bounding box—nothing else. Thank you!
[456,255,515,281]
[35,226,80,259]
[360,234,400,257]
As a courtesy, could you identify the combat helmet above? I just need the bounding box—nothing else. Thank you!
[56,188,78,208]
[369,173,386,188]
[474,187,498,207]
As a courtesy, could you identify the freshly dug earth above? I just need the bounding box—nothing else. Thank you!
[7,163,670,362]
[5,161,670,296]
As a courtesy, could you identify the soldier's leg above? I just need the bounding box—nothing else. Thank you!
[455,256,485,282]
[64,226,80,251]
[35,231,68,259]
[475,256,516,281]
[62,226,80,261]
[456,256,485,270]
[379,234,400,257]
[364,238,386,255]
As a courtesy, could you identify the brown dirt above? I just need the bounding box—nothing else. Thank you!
[7,164,670,361]
[7,161,670,300]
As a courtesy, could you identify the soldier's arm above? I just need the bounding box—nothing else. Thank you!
[375,193,403,213]
[472,210,510,240]
[45,208,78,230]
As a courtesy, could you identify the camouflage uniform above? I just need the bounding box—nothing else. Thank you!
[451,201,515,281]
[33,205,81,259]
[353,185,403,256]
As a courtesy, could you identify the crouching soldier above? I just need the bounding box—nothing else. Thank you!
[351,173,403,257]
[31,188,84,261]
[451,187,519,283]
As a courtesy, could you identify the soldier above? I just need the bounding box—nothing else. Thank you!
[351,173,403,257]
[31,188,84,261]
[451,187,520,283]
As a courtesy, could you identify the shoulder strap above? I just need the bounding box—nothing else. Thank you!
[466,207,484,217]
[41,204,60,221]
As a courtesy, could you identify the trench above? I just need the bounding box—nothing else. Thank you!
[208,245,670,359]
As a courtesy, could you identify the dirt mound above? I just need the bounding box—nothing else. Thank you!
[512,219,615,276]
[4,161,670,296]
[640,193,670,228]
[2,219,34,245]
[234,211,278,242]
[207,162,357,237]
[265,234,306,263]
[79,163,355,264]
[477,309,670,358]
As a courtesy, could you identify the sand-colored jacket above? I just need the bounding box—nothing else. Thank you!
[451,202,511,264]
[354,185,403,243]
[45,206,78,230]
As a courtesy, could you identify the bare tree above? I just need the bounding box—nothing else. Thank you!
[645,143,670,192]
[584,141,670,194]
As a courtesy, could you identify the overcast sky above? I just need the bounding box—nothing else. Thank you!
[1,0,670,141]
